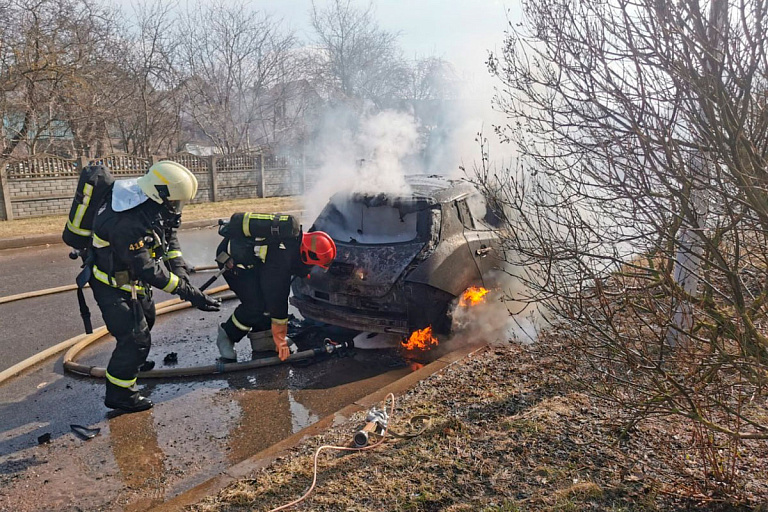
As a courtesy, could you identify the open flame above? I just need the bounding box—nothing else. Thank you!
[459,286,489,307]
[401,326,439,351]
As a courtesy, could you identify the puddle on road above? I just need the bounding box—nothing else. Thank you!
[288,390,319,434]
[0,303,433,512]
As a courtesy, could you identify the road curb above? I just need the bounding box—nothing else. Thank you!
[0,218,223,251]
[148,342,488,512]
[0,210,303,251]
[0,232,63,250]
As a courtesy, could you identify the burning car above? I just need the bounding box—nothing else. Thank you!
[290,175,501,335]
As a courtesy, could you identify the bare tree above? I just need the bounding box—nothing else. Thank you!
[252,72,321,151]
[0,0,123,157]
[113,0,182,156]
[407,56,458,103]
[176,2,296,154]
[53,1,125,157]
[0,0,16,157]
[405,56,460,157]
[309,0,410,109]
[473,0,768,495]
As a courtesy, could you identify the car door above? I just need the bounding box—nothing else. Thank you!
[456,197,499,284]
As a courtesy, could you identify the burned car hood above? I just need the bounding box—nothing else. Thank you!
[308,241,427,297]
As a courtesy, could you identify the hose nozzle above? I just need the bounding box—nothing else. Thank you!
[353,407,388,447]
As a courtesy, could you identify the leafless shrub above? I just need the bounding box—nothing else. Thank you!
[470,0,768,499]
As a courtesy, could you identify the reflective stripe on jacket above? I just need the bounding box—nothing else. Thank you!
[90,200,185,294]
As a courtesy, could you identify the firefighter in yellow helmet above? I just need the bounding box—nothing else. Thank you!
[90,161,220,413]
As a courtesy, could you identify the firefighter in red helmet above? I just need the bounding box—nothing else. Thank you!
[214,213,337,362]
[299,231,336,269]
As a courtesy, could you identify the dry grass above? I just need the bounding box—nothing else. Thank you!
[187,337,768,512]
[0,196,302,239]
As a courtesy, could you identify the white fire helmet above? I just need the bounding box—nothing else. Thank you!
[137,161,198,212]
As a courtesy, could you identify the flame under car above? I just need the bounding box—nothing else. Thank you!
[291,175,501,335]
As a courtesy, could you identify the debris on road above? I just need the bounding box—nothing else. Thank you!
[70,424,100,440]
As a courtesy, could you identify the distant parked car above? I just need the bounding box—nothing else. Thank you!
[290,175,501,335]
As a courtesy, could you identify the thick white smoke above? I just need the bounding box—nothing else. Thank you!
[302,108,422,224]
[297,4,539,346]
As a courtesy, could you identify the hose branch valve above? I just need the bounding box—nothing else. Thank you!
[320,338,352,355]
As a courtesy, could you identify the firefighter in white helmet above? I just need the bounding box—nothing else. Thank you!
[90,161,220,413]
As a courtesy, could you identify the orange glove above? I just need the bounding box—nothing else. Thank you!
[271,322,290,361]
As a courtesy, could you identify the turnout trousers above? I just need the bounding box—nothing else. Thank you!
[90,280,156,390]
[221,267,272,343]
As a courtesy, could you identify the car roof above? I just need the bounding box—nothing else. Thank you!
[331,174,479,207]
[405,175,477,204]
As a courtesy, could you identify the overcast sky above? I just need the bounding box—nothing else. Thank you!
[116,0,519,83]
[259,0,518,81]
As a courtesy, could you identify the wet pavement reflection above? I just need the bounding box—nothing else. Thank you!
[0,297,425,512]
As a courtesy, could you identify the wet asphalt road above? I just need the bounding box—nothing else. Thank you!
[0,226,428,511]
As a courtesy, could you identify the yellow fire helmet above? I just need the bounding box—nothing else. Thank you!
[137,160,198,212]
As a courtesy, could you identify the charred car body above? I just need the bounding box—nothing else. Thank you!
[291,175,501,335]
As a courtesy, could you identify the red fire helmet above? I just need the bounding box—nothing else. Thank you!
[300,231,337,269]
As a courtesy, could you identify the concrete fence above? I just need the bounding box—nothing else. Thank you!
[0,152,314,220]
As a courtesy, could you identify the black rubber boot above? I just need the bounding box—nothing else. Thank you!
[105,382,153,413]
[139,360,155,372]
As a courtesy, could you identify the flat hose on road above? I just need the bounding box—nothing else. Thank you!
[62,285,322,378]
[0,285,226,385]
[0,284,323,385]
[189,265,217,272]
[0,283,86,305]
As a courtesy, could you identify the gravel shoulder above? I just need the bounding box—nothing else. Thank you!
[186,334,768,512]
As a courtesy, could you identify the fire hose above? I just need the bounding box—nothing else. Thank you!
[0,281,350,384]
[267,393,431,512]
[0,283,86,305]
[0,285,225,384]
[190,264,218,272]
[64,331,351,379]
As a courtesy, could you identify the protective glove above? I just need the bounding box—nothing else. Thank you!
[177,280,221,312]
[194,294,221,312]
[172,266,190,283]
[175,272,191,291]
[271,322,291,361]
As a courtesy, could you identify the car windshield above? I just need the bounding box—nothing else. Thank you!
[314,196,424,244]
